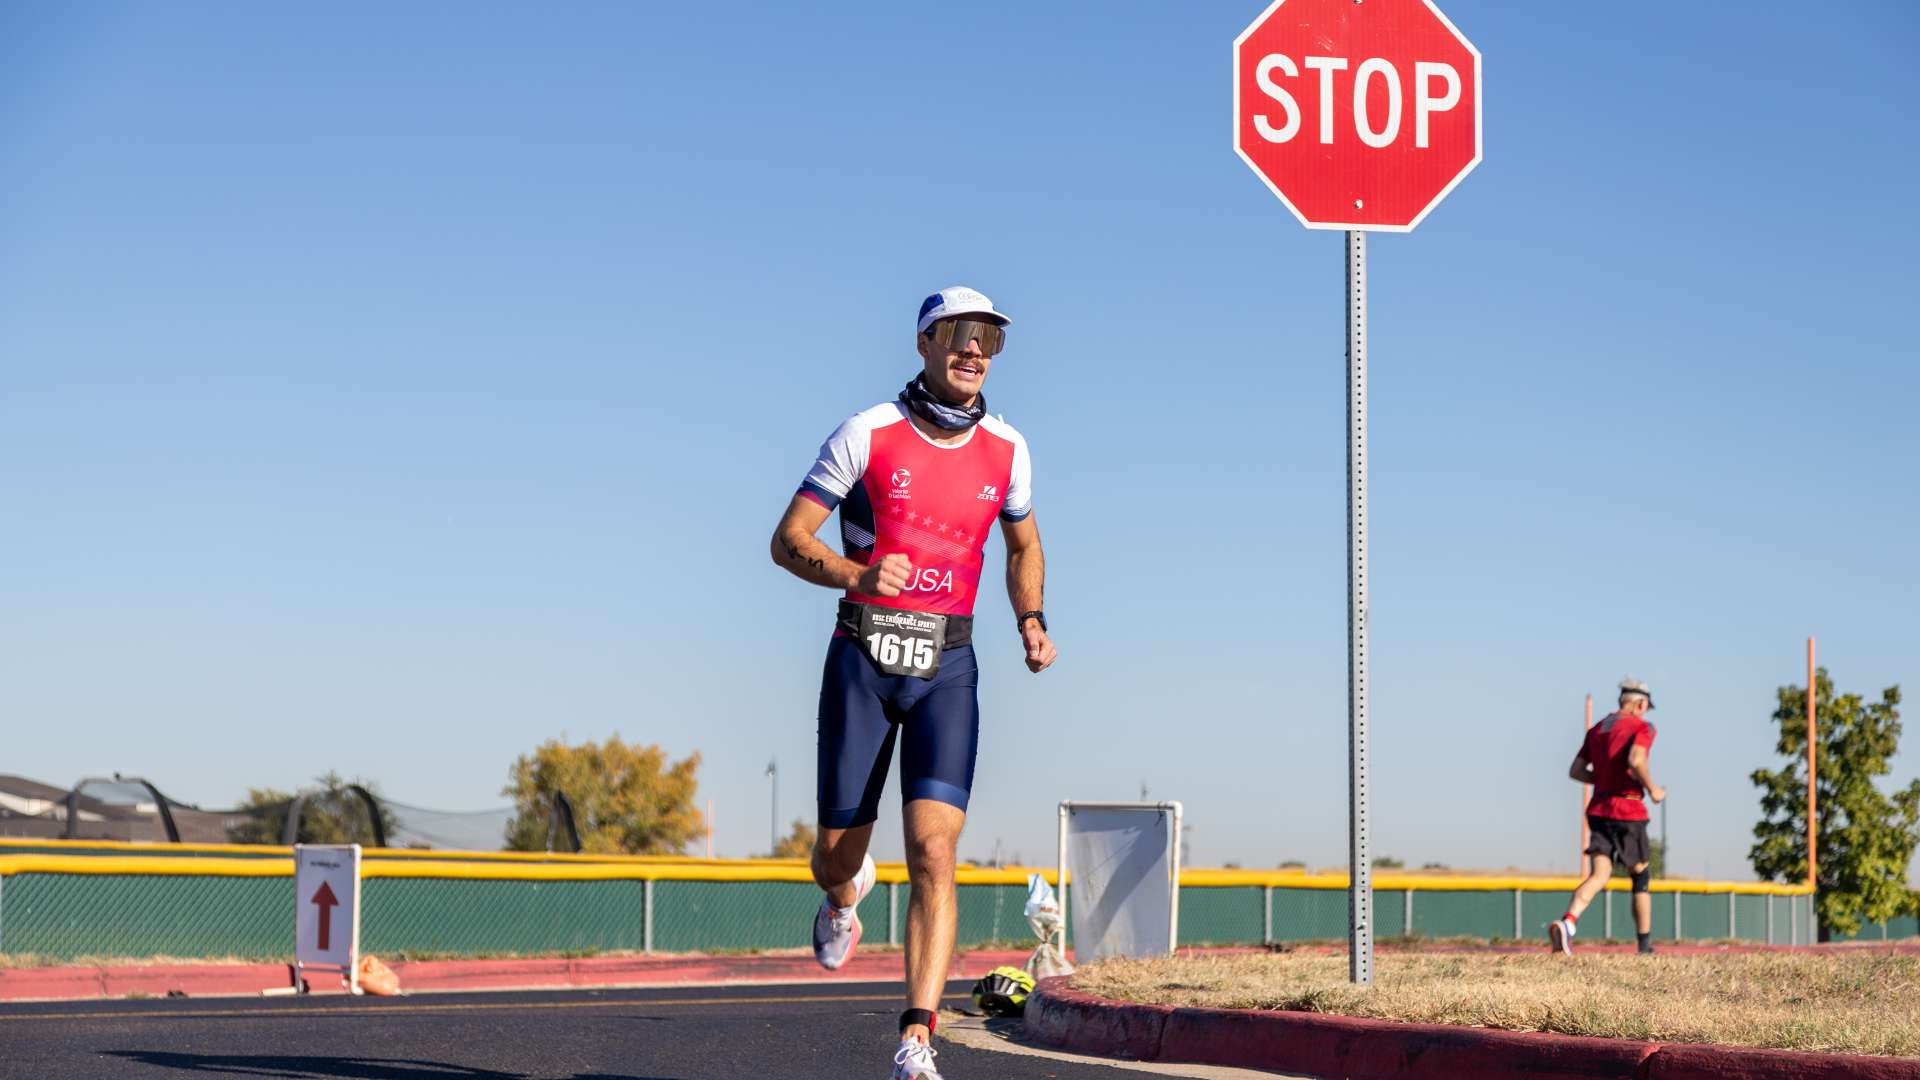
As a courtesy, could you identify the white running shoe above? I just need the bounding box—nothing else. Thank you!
[813,852,877,970]
[890,1037,943,1079]
[1547,917,1575,956]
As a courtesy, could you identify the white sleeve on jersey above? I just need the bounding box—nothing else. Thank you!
[799,403,894,509]
[988,416,1033,522]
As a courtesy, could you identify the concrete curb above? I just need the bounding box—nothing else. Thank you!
[1024,979,1920,1080]
[0,948,1043,1002]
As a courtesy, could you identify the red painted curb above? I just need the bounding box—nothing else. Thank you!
[0,948,1045,1002]
[1161,1005,1652,1080]
[0,945,1259,1003]
[1645,1043,1920,1080]
[1024,979,1920,1080]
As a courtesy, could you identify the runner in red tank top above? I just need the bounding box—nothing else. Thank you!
[1549,678,1667,956]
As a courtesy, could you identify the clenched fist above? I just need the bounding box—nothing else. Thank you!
[857,553,913,598]
[1021,622,1057,673]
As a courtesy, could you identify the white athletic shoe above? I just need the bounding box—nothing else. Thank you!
[813,852,877,970]
[890,1037,943,1079]
[1547,917,1575,956]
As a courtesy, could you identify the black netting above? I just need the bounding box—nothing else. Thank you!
[383,799,515,852]
[1,774,580,852]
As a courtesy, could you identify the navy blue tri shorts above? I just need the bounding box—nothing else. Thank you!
[816,635,980,830]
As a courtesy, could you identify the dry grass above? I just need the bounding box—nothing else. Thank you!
[1072,950,1920,1057]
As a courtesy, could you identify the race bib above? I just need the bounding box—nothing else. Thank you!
[858,606,945,680]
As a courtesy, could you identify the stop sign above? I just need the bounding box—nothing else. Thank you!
[1233,0,1481,231]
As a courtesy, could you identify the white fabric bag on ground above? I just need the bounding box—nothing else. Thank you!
[1022,873,1073,978]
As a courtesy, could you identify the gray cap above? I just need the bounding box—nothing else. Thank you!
[1619,677,1654,709]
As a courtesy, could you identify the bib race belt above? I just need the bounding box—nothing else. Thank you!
[837,600,973,680]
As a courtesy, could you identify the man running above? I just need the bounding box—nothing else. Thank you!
[770,285,1056,1079]
[1550,678,1666,956]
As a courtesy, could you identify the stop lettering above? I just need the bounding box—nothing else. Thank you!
[1233,0,1482,231]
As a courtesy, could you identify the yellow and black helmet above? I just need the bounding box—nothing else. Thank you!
[970,966,1036,1017]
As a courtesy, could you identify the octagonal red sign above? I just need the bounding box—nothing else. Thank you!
[1234,0,1481,232]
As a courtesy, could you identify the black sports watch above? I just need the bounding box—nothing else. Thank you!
[1017,610,1047,633]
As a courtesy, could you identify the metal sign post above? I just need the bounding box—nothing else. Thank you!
[1234,0,1482,988]
[1345,230,1373,985]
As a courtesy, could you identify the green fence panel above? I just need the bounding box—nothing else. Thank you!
[1382,887,1413,937]
[1267,887,1345,941]
[1178,886,1263,945]
[1520,890,1566,940]
[363,878,642,955]
[651,881,818,952]
[1734,894,1769,942]
[0,873,289,960]
[1679,892,1728,940]
[1410,890,1510,939]
[859,882,892,946]
[954,884,1029,947]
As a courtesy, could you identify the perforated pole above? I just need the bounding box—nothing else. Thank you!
[1345,229,1373,985]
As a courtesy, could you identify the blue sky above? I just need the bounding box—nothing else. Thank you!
[3,2,1916,881]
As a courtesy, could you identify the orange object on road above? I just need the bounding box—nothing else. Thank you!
[357,955,401,996]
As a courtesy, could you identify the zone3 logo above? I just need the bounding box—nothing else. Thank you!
[977,484,1000,502]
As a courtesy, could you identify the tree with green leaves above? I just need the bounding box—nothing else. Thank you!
[224,772,396,846]
[1750,668,1919,939]
[503,735,702,855]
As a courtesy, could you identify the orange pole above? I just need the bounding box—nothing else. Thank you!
[1579,694,1593,875]
[1807,637,1817,890]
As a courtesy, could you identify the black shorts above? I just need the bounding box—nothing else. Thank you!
[815,636,980,830]
[1586,816,1650,869]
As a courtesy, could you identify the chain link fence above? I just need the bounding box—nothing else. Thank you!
[0,848,1852,963]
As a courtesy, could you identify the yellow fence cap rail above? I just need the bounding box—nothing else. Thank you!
[0,851,1810,895]
[0,854,295,877]
[1179,868,1811,895]
[0,836,810,867]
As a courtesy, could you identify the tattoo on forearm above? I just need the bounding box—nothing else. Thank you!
[781,536,826,573]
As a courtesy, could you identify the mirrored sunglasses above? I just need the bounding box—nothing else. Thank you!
[926,318,1006,357]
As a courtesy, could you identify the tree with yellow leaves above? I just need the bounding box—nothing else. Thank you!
[502,735,702,854]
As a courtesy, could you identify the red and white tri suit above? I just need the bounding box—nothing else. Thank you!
[797,401,1033,617]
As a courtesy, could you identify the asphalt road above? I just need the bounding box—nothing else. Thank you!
[0,980,1226,1080]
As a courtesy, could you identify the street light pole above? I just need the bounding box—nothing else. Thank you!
[765,760,778,856]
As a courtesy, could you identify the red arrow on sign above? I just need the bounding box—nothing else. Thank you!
[311,881,339,951]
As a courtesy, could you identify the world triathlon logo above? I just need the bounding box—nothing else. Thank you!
[891,469,912,489]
